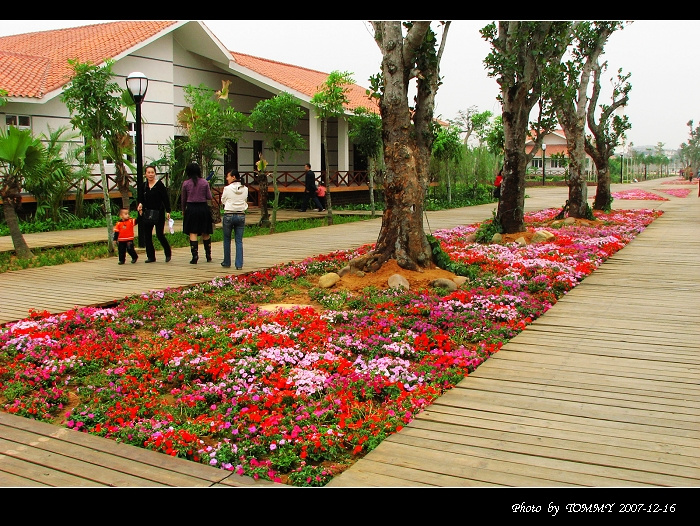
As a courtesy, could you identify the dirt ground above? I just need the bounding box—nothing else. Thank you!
[273,217,600,304]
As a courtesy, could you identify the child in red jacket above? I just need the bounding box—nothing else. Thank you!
[493,169,503,199]
[113,208,139,264]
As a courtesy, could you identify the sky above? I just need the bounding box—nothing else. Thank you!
[1,19,699,151]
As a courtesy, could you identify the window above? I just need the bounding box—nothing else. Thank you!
[532,158,543,169]
[5,114,31,130]
[551,157,566,168]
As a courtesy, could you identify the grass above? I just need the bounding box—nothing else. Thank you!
[0,213,378,274]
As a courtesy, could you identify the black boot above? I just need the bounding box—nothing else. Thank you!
[164,243,172,263]
[203,238,212,262]
[189,240,199,264]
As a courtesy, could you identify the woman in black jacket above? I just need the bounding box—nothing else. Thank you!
[137,164,172,263]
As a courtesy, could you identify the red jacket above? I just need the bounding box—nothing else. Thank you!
[494,174,503,187]
[114,218,137,241]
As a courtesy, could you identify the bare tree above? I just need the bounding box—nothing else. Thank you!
[585,64,631,210]
[447,106,493,146]
[549,21,622,218]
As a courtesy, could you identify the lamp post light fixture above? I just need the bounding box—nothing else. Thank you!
[541,143,547,186]
[126,72,148,248]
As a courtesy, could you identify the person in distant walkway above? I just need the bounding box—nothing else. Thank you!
[298,163,325,212]
[220,170,248,270]
[113,208,139,265]
[181,162,214,264]
[137,164,172,263]
[493,168,503,200]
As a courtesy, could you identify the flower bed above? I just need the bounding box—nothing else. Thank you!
[0,207,663,486]
[656,187,692,198]
[610,188,668,200]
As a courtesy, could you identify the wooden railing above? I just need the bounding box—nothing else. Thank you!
[16,170,375,208]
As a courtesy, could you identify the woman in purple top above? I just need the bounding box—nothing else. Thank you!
[181,162,214,264]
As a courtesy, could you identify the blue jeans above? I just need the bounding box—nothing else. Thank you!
[222,213,245,268]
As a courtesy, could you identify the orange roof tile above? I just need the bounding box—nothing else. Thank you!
[0,21,177,98]
[231,51,378,113]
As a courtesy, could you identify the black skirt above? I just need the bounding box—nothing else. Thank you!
[183,202,213,235]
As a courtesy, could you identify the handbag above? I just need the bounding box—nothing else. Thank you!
[144,208,161,222]
[207,199,222,224]
[316,185,326,197]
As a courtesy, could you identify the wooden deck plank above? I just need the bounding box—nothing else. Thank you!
[413,409,700,458]
[399,422,700,475]
[2,180,700,488]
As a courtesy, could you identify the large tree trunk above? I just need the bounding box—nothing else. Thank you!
[498,94,531,234]
[371,117,431,272]
[1,199,33,259]
[352,21,440,274]
[565,135,589,218]
[593,163,612,210]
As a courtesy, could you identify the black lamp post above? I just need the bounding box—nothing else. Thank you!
[541,143,547,186]
[126,72,148,248]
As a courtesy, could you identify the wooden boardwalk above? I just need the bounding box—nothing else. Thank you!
[1,180,699,488]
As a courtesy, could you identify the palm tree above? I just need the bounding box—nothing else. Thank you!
[23,125,82,223]
[0,126,45,259]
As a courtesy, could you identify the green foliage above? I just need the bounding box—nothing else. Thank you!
[584,202,596,220]
[311,70,355,217]
[473,210,503,243]
[432,125,463,163]
[249,92,306,226]
[60,58,128,250]
[21,126,82,222]
[484,115,504,156]
[249,93,305,159]
[680,121,700,174]
[177,83,247,178]
[310,71,355,119]
[61,59,126,153]
[427,234,480,279]
[348,107,382,160]
[0,126,45,191]
[431,144,499,189]
[424,182,494,210]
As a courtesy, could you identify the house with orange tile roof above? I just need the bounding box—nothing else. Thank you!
[0,20,379,198]
[525,129,593,179]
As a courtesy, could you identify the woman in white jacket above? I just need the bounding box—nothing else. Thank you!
[220,170,249,269]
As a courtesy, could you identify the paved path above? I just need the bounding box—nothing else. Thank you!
[1,178,698,488]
